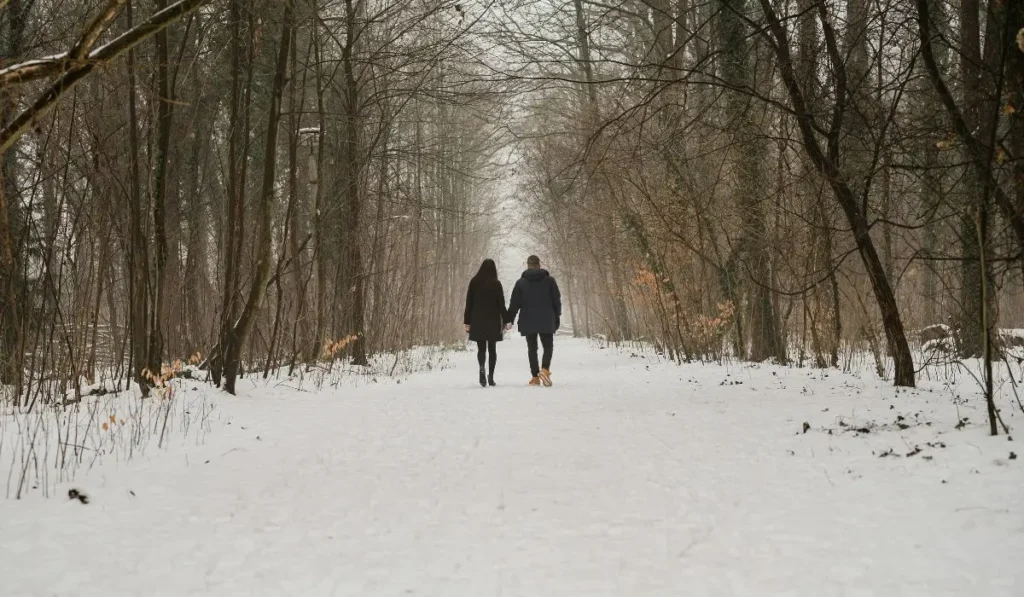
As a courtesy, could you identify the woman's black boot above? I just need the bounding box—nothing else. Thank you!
[479,367,487,387]
[488,370,496,387]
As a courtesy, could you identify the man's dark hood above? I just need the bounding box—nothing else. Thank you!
[521,268,550,281]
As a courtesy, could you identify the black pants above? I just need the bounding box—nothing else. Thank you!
[525,333,553,377]
[476,340,497,373]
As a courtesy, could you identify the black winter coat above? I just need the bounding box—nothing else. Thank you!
[507,268,562,335]
[464,277,508,342]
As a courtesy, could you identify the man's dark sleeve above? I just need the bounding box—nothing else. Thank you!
[507,280,521,324]
[551,278,562,317]
[464,283,473,326]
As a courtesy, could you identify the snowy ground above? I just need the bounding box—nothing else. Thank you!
[2,337,1022,596]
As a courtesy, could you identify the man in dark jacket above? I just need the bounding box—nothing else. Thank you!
[506,255,562,386]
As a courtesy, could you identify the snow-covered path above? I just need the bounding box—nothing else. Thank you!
[2,338,1023,596]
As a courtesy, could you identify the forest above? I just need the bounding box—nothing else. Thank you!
[1,0,1022,419]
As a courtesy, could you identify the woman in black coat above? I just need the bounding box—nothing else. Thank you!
[464,259,509,387]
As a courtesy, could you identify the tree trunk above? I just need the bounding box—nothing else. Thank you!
[759,0,915,386]
[341,0,368,365]
[0,166,21,392]
[125,0,152,395]
[214,0,251,385]
[1009,0,1024,231]
[148,0,174,375]
[720,0,785,363]
[0,0,26,391]
[286,30,311,371]
[222,0,293,394]
[310,5,328,363]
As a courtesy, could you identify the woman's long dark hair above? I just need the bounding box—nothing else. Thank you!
[472,259,498,284]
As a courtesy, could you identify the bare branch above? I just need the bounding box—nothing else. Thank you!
[915,0,1024,250]
[70,0,130,60]
[0,0,212,153]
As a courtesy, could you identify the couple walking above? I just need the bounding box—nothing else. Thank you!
[464,255,562,387]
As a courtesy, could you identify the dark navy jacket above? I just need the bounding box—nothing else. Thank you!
[507,268,562,335]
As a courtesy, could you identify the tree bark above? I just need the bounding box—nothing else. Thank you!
[125,0,152,395]
[310,5,328,364]
[213,0,250,385]
[720,0,785,362]
[1009,0,1024,226]
[148,0,174,375]
[0,0,27,391]
[340,0,368,365]
[286,29,311,371]
[222,0,293,394]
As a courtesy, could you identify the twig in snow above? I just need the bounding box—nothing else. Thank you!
[999,353,1024,415]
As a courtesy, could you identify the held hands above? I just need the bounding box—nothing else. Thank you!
[504,323,512,331]
[464,324,470,333]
